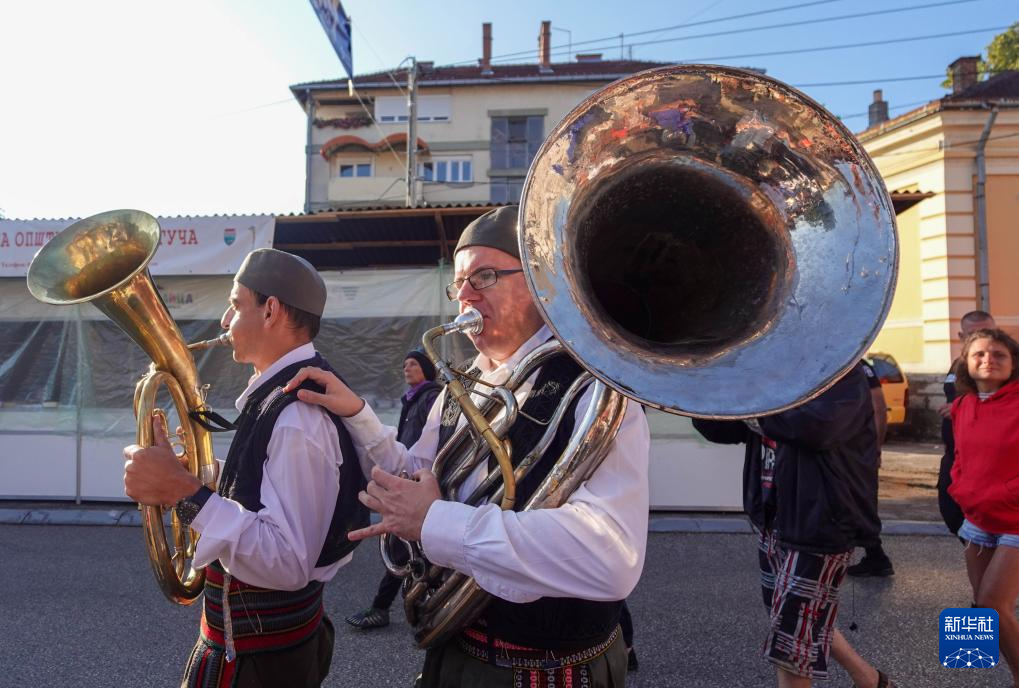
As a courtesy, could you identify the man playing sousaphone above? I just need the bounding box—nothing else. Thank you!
[123,248,368,687]
[286,206,652,686]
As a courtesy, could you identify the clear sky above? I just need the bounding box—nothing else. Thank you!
[0,0,1013,219]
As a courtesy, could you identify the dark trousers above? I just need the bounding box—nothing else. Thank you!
[937,450,965,535]
[863,538,888,560]
[619,602,634,648]
[232,616,335,688]
[372,571,403,611]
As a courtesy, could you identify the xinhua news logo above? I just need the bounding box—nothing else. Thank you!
[940,608,999,669]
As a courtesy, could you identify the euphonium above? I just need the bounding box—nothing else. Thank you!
[386,65,898,649]
[27,209,228,605]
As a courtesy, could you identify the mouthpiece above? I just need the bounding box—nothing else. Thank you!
[447,308,484,336]
[188,333,232,351]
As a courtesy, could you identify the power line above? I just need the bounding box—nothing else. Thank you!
[548,0,982,62]
[209,98,294,119]
[341,86,407,168]
[676,26,1008,63]
[353,21,408,98]
[796,75,944,88]
[448,0,848,66]
[459,0,977,66]
[837,99,932,121]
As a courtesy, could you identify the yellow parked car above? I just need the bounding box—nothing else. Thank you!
[865,352,909,425]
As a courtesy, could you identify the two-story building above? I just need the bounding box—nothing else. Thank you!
[859,58,1019,435]
[290,21,665,211]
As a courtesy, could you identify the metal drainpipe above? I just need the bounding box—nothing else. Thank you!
[974,106,998,311]
[304,89,315,215]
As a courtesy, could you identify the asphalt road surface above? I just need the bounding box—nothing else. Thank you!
[1,524,1010,687]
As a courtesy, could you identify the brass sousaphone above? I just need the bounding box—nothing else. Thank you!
[27,209,228,604]
[389,65,899,648]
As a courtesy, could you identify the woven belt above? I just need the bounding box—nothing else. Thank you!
[200,562,324,657]
[457,625,619,671]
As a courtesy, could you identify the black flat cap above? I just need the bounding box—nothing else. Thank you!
[235,248,326,316]
[454,205,519,259]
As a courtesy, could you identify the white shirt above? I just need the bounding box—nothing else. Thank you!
[191,342,349,591]
[344,326,651,604]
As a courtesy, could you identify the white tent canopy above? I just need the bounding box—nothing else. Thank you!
[0,213,740,509]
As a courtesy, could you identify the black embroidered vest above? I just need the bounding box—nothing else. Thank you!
[218,354,368,568]
[436,352,624,652]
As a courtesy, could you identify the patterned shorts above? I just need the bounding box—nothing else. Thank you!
[757,529,851,680]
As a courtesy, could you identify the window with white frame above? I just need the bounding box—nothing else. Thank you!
[337,161,372,178]
[419,156,472,183]
[375,95,451,123]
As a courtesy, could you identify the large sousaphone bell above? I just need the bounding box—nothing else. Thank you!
[395,65,898,648]
[27,209,225,604]
[521,64,897,415]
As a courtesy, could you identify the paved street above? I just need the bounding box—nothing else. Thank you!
[1,522,1009,688]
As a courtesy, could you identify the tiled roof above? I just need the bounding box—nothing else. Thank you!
[291,59,669,102]
[858,70,1019,139]
[359,59,667,84]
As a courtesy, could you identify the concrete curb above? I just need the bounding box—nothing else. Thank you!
[648,514,951,536]
[0,508,143,527]
[1,507,950,536]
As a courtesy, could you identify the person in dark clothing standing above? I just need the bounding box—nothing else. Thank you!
[848,359,894,577]
[346,350,441,629]
[938,310,996,535]
[693,363,896,688]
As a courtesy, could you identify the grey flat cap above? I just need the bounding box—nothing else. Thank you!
[455,206,519,259]
[235,248,326,317]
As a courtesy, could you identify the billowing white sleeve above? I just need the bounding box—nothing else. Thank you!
[418,389,650,603]
[342,391,445,477]
[191,403,343,590]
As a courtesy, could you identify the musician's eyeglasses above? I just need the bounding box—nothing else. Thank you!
[445,268,524,301]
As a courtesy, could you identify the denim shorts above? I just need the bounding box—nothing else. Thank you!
[959,519,1019,549]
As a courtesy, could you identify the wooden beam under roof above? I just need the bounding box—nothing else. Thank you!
[275,239,455,251]
[276,205,499,223]
[433,211,450,262]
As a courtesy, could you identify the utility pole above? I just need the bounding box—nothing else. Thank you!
[405,56,418,208]
[303,89,315,215]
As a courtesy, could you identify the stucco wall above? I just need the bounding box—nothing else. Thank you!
[862,105,1019,439]
[986,172,1019,339]
[870,201,923,364]
[307,80,606,209]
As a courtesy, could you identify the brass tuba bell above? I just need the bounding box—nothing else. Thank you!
[27,209,224,604]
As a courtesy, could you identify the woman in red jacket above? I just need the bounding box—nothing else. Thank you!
[949,327,1019,683]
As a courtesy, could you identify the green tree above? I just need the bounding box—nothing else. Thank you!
[986,21,1019,73]
[942,22,1019,88]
